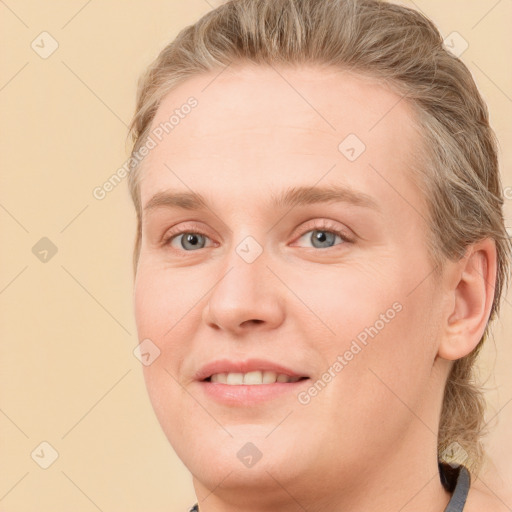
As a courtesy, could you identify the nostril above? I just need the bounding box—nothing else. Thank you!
[240,319,264,327]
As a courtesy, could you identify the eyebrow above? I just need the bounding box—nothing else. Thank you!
[143,185,380,214]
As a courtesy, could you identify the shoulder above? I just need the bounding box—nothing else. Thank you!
[464,487,509,512]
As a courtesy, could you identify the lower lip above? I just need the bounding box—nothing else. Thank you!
[198,379,310,405]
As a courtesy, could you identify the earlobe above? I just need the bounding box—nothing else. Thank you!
[437,238,497,361]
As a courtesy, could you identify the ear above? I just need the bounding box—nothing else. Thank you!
[437,237,497,361]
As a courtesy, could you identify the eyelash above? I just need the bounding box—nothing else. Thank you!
[162,220,354,253]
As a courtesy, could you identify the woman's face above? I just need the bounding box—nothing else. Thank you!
[133,64,447,505]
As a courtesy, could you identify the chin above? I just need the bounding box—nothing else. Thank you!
[172,425,307,486]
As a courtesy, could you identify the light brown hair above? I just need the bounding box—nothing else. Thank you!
[126,0,512,474]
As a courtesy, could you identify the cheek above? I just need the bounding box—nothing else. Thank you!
[303,260,437,396]
[133,262,190,338]
[134,268,177,406]
[314,300,436,449]
[134,266,161,336]
[133,263,201,419]
[336,283,438,418]
[289,260,404,342]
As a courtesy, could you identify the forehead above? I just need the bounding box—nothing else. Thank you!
[139,64,424,215]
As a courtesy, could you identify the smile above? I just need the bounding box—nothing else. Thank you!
[206,371,307,385]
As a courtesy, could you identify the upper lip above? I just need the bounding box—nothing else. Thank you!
[195,358,310,381]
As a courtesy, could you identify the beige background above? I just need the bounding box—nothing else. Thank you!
[0,0,511,510]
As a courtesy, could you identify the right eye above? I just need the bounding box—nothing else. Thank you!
[164,230,214,251]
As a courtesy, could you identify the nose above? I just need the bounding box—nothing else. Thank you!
[202,243,286,334]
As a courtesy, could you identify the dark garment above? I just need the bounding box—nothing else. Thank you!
[187,462,470,512]
[439,462,471,511]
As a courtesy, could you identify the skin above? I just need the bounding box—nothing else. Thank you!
[133,64,501,511]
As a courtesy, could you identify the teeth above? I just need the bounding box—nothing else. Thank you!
[244,371,263,384]
[209,371,302,385]
[226,372,244,385]
[210,373,226,383]
[262,371,277,384]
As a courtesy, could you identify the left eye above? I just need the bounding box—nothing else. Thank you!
[295,228,350,249]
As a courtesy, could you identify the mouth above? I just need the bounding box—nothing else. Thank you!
[195,358,311,404]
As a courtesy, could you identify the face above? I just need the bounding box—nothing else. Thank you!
[133,64,447,505]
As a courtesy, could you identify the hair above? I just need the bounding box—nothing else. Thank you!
[126,0,512,475]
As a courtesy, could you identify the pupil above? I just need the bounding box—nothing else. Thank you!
[312,230,335,248]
